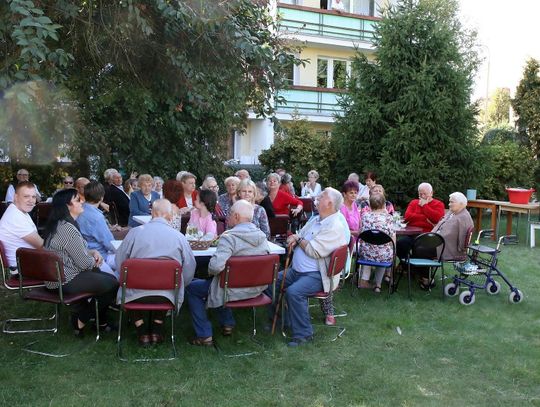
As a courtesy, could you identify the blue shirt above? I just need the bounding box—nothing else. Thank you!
[77,203,115,257]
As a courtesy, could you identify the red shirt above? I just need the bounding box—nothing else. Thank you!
[176,191,198,209]
[404,198,445,233]
[270,190,303,215]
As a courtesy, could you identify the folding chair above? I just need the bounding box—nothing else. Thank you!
[36,202,52,238]
[269,215,290,245]
[117,258,182,362]
[398,233,445,300]
[14,248,100,357]
[354,230,395,295]
[308,244,349,340]
[219,254,280,356]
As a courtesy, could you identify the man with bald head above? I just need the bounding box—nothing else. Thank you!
[186,199,270,347]
[115,198,196,345]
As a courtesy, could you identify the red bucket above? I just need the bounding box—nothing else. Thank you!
[506,188,535,204]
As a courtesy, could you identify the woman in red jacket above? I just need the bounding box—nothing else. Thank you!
[266,173,303,216]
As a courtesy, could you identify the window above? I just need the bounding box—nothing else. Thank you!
[317,58,351,89]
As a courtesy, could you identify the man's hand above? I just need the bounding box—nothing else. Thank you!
[287,234,300,248]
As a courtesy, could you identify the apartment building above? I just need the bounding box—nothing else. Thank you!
[232,0,393,164]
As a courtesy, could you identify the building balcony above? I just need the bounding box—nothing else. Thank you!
[277,4,379,48]
[274,86,344,122]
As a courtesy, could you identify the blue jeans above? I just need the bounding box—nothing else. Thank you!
[269,268,322,339]
[186,278,235,338]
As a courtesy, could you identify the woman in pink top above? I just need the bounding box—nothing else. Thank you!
[188,189,217,239]
[340,180,360,238]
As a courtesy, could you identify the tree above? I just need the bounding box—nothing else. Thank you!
[512,58,540,157]
[259,112,335,188]
[486,87,511,128]
[332,0,483,200]
[1,0,301,180]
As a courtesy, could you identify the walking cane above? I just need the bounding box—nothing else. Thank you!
[271,244,293,335]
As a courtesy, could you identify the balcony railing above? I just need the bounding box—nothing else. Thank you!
[277,5,378,43]
[275,86,344,117]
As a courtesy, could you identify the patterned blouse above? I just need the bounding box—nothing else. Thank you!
[358,211,395,263]
[252,204,270,239]
[218,193,236,217]
[44,220,95,289]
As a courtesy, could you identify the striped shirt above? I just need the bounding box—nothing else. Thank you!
[44,220,95,289]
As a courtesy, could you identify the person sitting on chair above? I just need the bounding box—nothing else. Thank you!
[186,200,270,347]
[115,199,196,346]
[128,174,160,227]
[0,181,44,278]
[269,187,347,347]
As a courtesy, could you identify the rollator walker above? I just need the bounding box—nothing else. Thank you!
[444,230,524,305]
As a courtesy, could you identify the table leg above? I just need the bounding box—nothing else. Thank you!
[475,208,483,233]
[506,212,513,236]
[489,206,496,241]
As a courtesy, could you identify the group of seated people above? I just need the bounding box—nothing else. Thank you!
[0,166,473,348]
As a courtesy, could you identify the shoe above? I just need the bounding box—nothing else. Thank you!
[189,336,214,347]
[419,279,436,291]
[383,273,391,284]
[358,280,372,289]
[287,336,313,347]
[138,334,152,347]
[94,321,118,333]
[71,314,85,338]
[373,286,382,294]
[221,325,234,336]
[324,315,336,326]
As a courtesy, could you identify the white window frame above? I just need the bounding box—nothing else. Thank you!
[317,57,352,89]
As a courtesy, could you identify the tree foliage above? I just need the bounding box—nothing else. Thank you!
[332,0,483,200]
[1,0,301,181]
[259,113,335,189]
[512,58,540,157]
[485,87,511,128]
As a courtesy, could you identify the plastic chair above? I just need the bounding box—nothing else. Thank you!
[13,248,100,357]
[308,244,349,340]
[117,258,182,361]
[354,230,395,295]
[400,233,445,300]
[219,254,280,356]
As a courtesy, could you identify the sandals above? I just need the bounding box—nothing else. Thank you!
[189,336,214,347]
[419,279,436,291]
[71,314,86,338]
[373,286,382,294]
[221,326,234,336]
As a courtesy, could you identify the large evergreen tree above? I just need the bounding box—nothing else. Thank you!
[332,0,482,199]
[512,58,540,157]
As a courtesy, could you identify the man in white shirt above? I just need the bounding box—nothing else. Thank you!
[0,181,44,276]
[4,168,42,203]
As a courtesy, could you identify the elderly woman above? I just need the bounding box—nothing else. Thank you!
[177,172,198,214]
[357,193,396,292]
[340,180,360,237]
[301,170,322,198]
[44,189,119,336]
[128,174,160,227]
[359,184,395,216]
[266,173,303,216]
[153,176,164,198]
[237,179,270,238]
[358,171,377,201]
[218,176,240,216]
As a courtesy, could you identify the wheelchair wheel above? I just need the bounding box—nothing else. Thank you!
[444,283,459,297]
[509,289,524,304]
[486,280,501,295]
[459,290,475,305]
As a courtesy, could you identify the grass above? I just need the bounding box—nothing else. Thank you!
[0,216,539,407]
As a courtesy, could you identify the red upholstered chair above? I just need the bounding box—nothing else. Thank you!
[219,254,280,351]
[268,215,290,245]
[308,244,349,340]
[36,202,52,237]
[117,258,182,361]
[13,248,100,356]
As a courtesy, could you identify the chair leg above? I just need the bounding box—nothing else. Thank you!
[407,263,412,300]
[117,309,125,360]
[170,309,177,359]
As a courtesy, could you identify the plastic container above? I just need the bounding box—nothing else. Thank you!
[466,189,477,200]
[506,188,535,204]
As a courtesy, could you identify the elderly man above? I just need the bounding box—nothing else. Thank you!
[235,169,250,181]
[404,182,445,233]
[271,187,347,347]
[115,199,196,345]
[5,169,42,203]
[104,171,130,226]
[0,181,44,277]
[186,200,269,347]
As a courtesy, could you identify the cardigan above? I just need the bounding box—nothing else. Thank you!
[128,190,160,227]
[270,190,303,215]
[177,191,198,209]
[404,198,445,233]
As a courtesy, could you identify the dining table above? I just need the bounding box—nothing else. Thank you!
[395,225,423,236]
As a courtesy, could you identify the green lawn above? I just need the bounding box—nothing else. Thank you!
[0,218,539,407]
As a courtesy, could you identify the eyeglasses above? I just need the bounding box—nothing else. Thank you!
[18,173,29,177]
[64,181,74,185]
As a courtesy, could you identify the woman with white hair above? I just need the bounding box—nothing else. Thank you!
[218,176,240,217]
[301,170,322,198]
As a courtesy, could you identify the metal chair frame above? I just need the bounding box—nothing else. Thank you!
[354,230,395,295]
[117,258,181,362]
[9,248,100,357]
[219,254,280,356]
